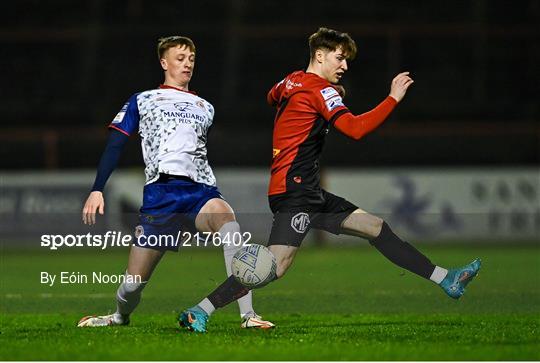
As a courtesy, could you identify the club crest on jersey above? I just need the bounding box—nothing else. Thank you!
[285,80,302,90]
[174,102,191,111]
[320,87,339,100]
[291,212,310,234]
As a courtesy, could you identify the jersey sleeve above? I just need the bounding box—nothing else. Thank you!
[207,102,215,120]
[333,96,397,140]
[311,86,350,123]
[267,79,286,106]
[108,93,140,136]
[90,129,129,192]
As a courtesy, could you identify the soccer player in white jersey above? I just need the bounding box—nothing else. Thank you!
[77,36,274,330]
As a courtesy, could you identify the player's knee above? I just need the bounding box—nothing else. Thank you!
[198,213,236,234]
[206,204,236,232]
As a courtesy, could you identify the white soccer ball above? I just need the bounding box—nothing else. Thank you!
[231,244,277,289]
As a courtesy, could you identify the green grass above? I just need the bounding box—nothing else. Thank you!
[1,245,539,360]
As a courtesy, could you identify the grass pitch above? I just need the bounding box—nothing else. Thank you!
[1,244,539,360]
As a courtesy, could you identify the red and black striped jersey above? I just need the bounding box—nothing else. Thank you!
[267,70,350,197]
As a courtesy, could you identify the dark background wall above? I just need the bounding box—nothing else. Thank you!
[2,0,539,169]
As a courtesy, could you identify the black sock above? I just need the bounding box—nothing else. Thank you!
[207,276,250,309]
[369,222,435,279]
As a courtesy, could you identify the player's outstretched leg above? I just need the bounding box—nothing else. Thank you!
[179,245,295,332]
[180,199,274,332]
[221,223,275,329]
[78,246,163,327]
[439,258,481,299]
[77,273,148,327]
[341,211,482,299]
[77,273,147,327]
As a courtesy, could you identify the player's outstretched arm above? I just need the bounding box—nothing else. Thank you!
[333,72,414,140]
[388,71,414,103]
[82,129,129,225]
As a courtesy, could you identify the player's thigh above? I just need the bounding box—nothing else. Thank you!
[195,197,236,233]
[268,244,298,278]
[340,208,384,239]
[126,245,166,281]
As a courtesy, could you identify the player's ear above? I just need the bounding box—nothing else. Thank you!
[315,49,325,64]
[160,58,168,71]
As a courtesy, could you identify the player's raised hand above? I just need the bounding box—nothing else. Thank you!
[389,72,414,102]
[82,191,105,225]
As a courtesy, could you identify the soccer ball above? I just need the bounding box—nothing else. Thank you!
[231,244,277,289]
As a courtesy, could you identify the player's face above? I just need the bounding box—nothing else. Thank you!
[321,47,348,84]
[160,45,195,86]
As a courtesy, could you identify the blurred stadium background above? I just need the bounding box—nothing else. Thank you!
[2,0,538,243]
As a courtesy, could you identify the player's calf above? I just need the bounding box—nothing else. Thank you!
[116,275,147,316]
[269,244,298,279]
[78,274,147,328]
[368,221,438,279]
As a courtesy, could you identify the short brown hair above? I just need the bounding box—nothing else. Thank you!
[308,27,357,60]
[157,36,196,59]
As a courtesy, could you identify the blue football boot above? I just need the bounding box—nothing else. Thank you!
[178,305,209,333]
[439,258,482,299]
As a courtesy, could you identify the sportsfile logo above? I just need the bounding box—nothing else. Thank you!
[39,231,252,250]
[291,212,310,233]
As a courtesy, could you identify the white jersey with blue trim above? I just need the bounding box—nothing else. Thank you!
[109,85,216,186]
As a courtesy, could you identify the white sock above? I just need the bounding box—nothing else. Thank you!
[430,266,448,284]
[198,297,216,315]
[220,221,255,318]
[115,273,147,320]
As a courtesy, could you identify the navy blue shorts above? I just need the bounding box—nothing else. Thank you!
[134,175,223,251]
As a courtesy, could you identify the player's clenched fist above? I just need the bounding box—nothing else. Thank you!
[82,191,105,225]
[389,71,414,103]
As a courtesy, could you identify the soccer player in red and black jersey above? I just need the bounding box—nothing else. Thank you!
[179,28,481,332]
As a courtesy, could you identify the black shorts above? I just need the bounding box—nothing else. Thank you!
[268,189,358,247]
